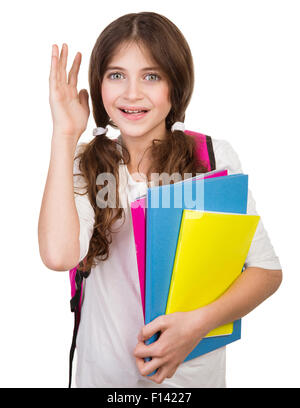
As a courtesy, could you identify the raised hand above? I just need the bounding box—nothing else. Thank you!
[49,43,90,142]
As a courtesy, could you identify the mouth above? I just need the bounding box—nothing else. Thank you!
[118,107,150,121]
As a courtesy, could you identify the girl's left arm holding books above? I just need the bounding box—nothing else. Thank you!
[134,265,282,384]
[134,140,283,384]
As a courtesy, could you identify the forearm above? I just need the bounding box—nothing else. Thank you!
[193,267,283,338]
[38,134,80,271]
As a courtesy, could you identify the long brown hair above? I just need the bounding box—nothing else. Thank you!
[74,12,209,272]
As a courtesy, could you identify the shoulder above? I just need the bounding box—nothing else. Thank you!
[210,136,243,175]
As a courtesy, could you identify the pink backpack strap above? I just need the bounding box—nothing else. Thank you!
[185,129,216,172]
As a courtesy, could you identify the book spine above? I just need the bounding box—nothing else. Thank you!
[165,210,187,315]
[144,189,158,374]
[145,190,152,328]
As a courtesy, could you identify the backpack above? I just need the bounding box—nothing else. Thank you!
[68,131,216,388]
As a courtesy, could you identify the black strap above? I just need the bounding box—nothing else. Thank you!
[68,300,81,388]
[205,135,216,171]
[68,265,90,388]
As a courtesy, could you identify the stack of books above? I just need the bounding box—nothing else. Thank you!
[130,169,260,374]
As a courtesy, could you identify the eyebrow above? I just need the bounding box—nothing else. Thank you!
[106,66,161,72]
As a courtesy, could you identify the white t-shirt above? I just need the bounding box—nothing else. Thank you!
[73,136,281,388]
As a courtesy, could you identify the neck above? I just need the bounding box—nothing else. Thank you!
[120,122,168,175]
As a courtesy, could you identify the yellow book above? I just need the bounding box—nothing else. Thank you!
[165,210,260,337]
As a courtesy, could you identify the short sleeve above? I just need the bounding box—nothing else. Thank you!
[73,143,95,263]
[212,138,282,270]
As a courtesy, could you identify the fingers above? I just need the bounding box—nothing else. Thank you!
[50,43,82,90]
[139,315,167,341]
[135,356,170,384]
[68,51,81,87]
[151,364,178,383]
[148,367,166,384]
[49,44,59,86]
[58,43,68,83]
[134,340,164,375]
[135,356,161,377]
[134,340,157,359]
[49,44,65,85]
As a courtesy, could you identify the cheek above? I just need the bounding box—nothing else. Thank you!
[101,83,112,107]
[154,84,171,112]
[101,82,119,114]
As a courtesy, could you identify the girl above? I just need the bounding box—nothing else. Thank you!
[38,12,282,388]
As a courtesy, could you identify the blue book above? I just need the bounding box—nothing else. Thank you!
[145,174,248,374]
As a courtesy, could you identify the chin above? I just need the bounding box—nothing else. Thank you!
[118,125,154,138]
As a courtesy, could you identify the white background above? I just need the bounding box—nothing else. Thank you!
[0,0,299,388]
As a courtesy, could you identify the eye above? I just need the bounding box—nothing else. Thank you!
[108,72,124,80]
[145,73,160,81]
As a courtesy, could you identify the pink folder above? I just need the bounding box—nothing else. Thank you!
[130,169,228,321]
[131,197,147,319]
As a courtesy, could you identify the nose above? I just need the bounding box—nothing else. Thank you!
[123,78,143,101]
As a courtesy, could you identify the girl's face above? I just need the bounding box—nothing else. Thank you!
[101,41,172,140]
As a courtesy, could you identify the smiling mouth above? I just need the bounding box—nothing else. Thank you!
[119,108,149,114]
